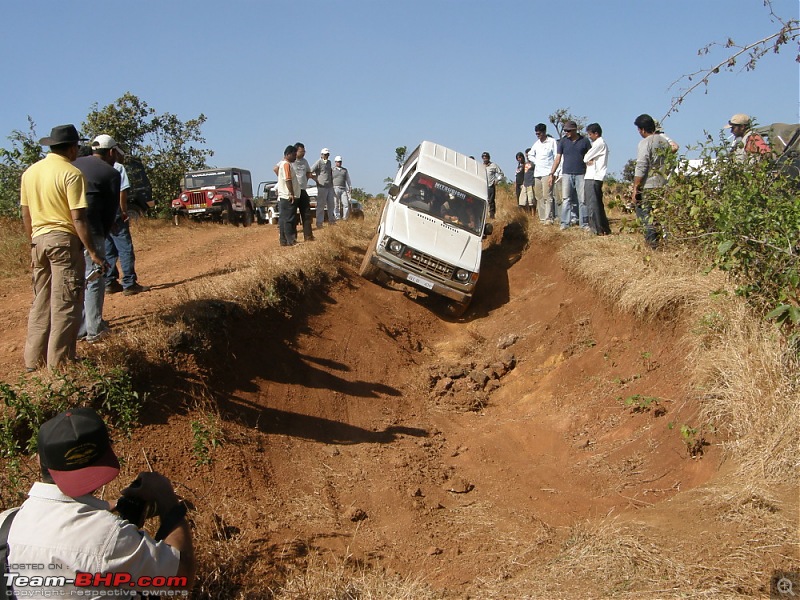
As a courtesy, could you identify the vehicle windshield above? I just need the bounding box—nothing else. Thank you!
[398,173,485,235]
[184,170,233,190]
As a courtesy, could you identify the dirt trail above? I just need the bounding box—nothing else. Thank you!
[0,218,727,595]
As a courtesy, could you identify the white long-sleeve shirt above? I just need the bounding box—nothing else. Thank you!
[584,136,608,181]
[528,136,558,177]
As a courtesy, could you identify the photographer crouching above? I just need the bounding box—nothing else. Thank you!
[1,408,195,598]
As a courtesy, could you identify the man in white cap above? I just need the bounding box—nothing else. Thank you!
[332,155,352,220]
[727,113,770,162]
[311,148,336,227]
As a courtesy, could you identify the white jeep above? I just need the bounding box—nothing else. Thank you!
[360,141,492,317]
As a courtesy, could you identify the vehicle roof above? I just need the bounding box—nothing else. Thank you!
[186,167,251,175]
[412,141,488,200]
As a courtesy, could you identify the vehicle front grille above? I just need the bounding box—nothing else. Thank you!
[187,191,207,206]
[407,249,454,279]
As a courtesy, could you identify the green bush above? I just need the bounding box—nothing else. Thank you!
[650,138,800,337]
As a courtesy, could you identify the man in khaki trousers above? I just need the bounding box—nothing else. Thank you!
[20,125,103,371]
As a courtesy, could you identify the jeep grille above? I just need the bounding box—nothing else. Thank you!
[187,191,207,206]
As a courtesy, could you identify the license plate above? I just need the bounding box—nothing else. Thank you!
[188,208,205,214]
[407,273,434,289]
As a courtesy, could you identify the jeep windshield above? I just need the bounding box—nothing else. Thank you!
[399,173,486,235]
[183,170,234,190]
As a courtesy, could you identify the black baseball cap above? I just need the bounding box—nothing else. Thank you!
[38,408,120,497]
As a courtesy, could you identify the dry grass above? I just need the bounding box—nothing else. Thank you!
[0,217,30,279]
[557,229,799,485]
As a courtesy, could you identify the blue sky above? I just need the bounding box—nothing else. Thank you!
[1,0,797,196]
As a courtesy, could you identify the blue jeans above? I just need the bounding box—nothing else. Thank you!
[105,217,137,289]
[560,173,586,227]
[634,191,659,248]
[80,233,107,338]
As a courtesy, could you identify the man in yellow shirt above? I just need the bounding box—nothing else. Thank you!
[20,124,103,371]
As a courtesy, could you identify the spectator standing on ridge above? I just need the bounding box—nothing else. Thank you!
[514,151,525,203]
[20,125,103,372]
[277,145,301,246]
[312,148,336,228]
[632,113,672,248]
[518,148,535,215]
[2,407,195,597]
[293,142,315,241]
[548,120,591,230]
[583,123,611,236]
[529,123,558,224]
[481,152,504,219]
[332,156,353,220]
[73,135,122,343]
[726,113,770,161]
[104,146,150,297]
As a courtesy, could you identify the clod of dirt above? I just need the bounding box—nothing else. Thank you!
[445,477,474,494]
[347,507,368,522]
[410,487,424,497]
[497,333,518,349]
[427,546,444,556]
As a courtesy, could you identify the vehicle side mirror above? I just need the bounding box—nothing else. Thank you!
[388,184,400,198]
[483,222,494,237]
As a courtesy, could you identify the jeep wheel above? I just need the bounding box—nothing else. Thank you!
[173,213,185,226]
[242,205,254,227]
[267,207,279,225]
[221,201,233,225]
[359,233,381,281]
[445,298,471,319]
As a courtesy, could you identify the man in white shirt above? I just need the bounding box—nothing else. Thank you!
[584,123,611,235]
[528,123,559,224]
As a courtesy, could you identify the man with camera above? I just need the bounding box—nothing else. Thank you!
[2,408,195,597]
[74,135,123,344]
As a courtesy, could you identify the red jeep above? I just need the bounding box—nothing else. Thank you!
[171,167,255,226]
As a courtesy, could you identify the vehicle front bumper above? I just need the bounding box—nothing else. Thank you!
[369,251,473,303]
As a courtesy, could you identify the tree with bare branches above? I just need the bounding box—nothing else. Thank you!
[663,0,799,120]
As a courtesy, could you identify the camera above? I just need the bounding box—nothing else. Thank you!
[87,263,104,282]
[115,494,157,527]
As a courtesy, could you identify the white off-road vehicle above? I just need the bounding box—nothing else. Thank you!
[360,141,492,317]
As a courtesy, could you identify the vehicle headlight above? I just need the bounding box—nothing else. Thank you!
[387,239,403,254]
[180,193,188,202]
[206,191,215,200]
[454,269,472,282]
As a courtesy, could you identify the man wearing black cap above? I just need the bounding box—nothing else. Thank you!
[2,408,195,596]
[20,125,105,372]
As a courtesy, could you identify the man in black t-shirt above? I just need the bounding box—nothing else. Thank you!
[73,135,122,343]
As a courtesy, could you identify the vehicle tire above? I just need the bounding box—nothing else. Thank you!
[255,208,266,225]
[173,213,184,226]
[445,298,471,318]
[359,233,381,281]
[221,201,233,225]
[242,205,254,227]
[268,207,279,225]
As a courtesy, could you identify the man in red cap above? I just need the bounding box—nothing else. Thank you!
[2,408,195,597]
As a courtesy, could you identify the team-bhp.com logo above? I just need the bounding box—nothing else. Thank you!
[5,570,188,596]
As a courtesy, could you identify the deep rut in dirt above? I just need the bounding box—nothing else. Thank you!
[159,223,720,593]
